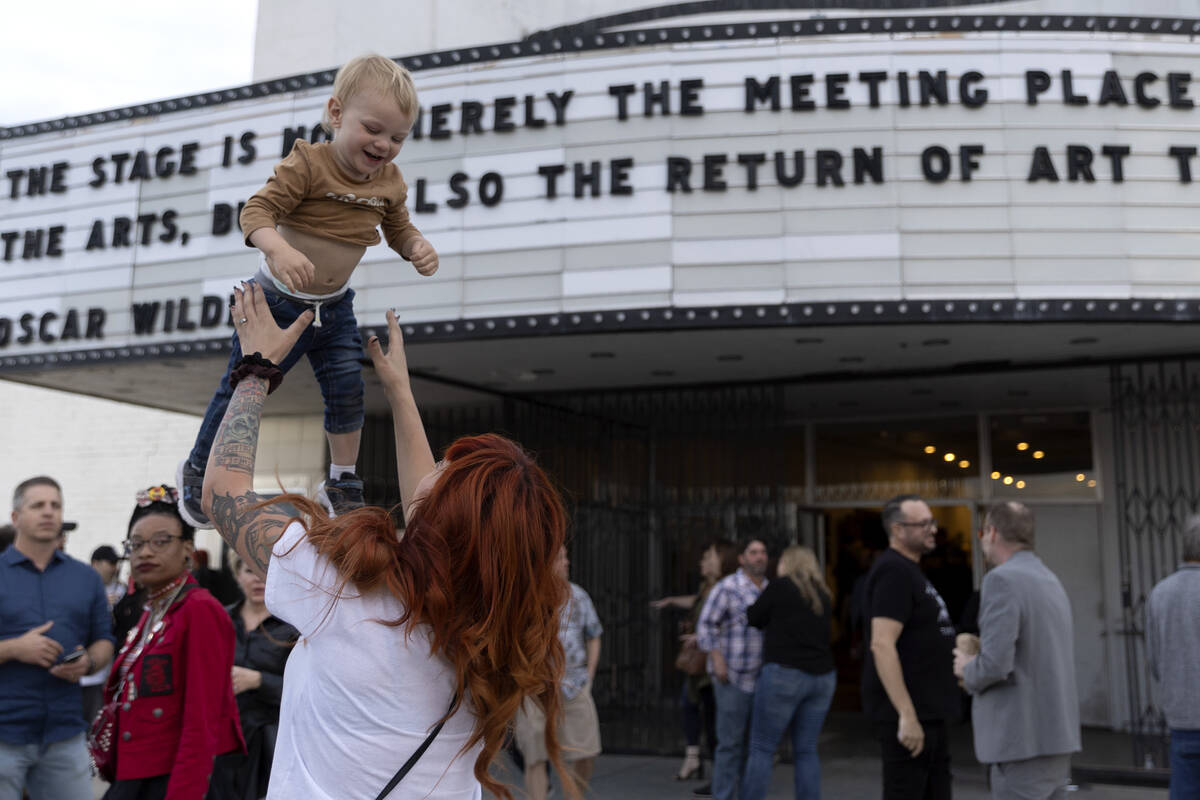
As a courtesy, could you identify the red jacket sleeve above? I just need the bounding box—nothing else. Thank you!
[165,596,237,800]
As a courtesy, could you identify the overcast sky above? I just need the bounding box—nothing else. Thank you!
[2,1,258,126]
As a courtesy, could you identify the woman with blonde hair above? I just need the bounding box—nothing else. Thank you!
[742,545,835,799]
[200,284,576,799]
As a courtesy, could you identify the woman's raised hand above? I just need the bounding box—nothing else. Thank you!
[366,309,412,397]
[230,282,313,364]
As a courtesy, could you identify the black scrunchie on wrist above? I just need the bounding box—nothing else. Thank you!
[229,352,284,394]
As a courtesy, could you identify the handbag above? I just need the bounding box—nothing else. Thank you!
[88,658,141,782]
[375,695,457,800]
[87,698,120,782]
[674,639,707,676]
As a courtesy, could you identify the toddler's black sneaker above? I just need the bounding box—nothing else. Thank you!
[316,472,366,517]
[175,458,213,529]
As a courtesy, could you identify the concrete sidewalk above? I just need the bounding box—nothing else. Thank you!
[93,754,1167,800]
[532,752,1166,799]
[489,752,1166,799]
[489,712,1170,799]
[92,751,1167,799]
[92,713,1170,799]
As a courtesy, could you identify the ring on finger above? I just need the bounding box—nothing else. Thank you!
[239,317,248,324]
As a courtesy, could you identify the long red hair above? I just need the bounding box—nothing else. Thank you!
[275,433,573,798]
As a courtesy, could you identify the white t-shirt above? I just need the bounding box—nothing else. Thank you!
[265,521,483,799]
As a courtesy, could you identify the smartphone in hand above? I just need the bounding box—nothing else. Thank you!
[60,649,86,665]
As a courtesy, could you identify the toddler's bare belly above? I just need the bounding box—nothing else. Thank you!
[277,224,366,292]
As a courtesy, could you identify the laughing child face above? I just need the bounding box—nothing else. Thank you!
[326,90,413,181]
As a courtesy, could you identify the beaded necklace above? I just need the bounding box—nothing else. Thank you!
[115,572,188,691]
[145,572,188,606]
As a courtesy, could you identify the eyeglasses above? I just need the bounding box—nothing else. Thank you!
[897,519,938,530]
[136,486,179,507]
[123,535,184,555]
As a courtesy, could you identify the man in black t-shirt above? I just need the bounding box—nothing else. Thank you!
[861,494,958,800]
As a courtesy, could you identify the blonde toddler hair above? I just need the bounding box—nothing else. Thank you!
[321,54,419,134]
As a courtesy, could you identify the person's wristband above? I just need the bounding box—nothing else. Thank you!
[229,352,284,394]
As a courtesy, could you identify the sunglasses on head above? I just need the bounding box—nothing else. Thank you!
[135,485,179,507]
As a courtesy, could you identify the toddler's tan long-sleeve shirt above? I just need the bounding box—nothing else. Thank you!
[239,140,421,255]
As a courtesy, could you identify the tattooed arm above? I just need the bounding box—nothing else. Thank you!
[201,376,297,578]
[201,282,314,579]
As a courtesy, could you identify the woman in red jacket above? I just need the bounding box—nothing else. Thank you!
[101,486,244,800]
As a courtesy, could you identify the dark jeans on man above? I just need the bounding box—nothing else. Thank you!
[712,681,754,800]
[1171,728,1200,800]
[877,719,952,800]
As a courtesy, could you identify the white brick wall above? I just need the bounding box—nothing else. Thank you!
[0,380,325,572]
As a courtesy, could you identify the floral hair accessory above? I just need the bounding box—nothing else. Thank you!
[136,485,179,507]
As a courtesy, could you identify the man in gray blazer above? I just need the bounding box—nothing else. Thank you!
[953,501,1081,799]
[1146,513,1200,800]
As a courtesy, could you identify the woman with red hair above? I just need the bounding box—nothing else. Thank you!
[200,283,575,799]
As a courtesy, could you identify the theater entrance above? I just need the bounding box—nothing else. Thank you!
[356,378,1103,753]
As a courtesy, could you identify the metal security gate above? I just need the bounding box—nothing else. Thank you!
[357,383,798,753]
[563,386,797,752]
[1111,359,1200,768]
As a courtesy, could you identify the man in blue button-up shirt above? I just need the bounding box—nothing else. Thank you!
[0,476,114,800]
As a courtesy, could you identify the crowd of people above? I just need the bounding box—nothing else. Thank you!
[6,470,1199,800]
[2,49,1198,800]
[653,495,1199,800]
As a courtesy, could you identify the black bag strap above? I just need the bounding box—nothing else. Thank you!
[375,695,458,800]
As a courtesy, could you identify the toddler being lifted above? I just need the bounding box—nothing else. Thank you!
[178,54,437,528]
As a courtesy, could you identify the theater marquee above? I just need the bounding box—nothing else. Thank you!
[4,12,1200,364]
